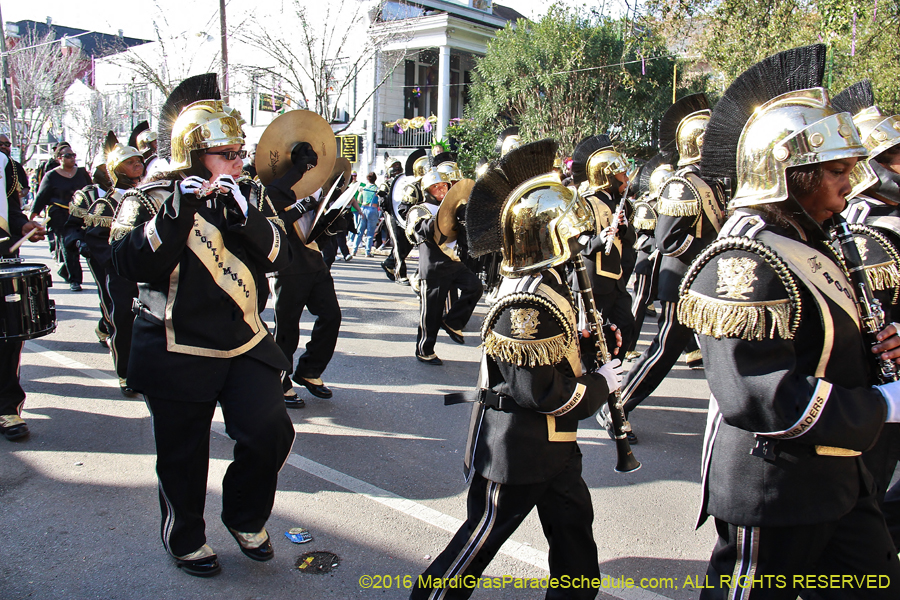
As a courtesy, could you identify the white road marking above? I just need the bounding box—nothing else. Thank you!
[24,339,674,600]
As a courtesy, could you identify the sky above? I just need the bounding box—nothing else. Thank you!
[4,1,631,41]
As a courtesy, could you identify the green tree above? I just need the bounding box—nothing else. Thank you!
[648,0,900,114]
[454,4,706,168]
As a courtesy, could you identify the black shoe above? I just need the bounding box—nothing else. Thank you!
[380,262,396,282]
[284,390,306,409]
[293,375,333,399]
[69,282,82,292]
[441,321,465,345]
[0,415,29,441]
[625,429,639,444]
[416,354,443,366]
[174,545,221,577]
[228,528,275,562]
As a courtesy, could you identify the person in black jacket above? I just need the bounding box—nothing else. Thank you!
[31,145,92,290]
[406,168,482,365]
[0,153,46,441]
[110,75,314,578]
[601,94,723,444]
[411,140,623,600]
[679,45,900,598]
[78,133,144,395]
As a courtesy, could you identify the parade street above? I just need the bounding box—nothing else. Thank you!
[1,241,715,600]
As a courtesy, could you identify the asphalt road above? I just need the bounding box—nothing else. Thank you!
[0,241,716,600]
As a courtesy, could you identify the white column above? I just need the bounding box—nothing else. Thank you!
[436,45,451,141]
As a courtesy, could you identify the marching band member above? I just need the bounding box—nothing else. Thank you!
[678,45,900,596]
[0,150,46,441]
[412,140,622,599]
[110,74,311,577]
[405,168,482,365]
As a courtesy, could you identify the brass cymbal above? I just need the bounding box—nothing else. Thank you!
[256,110,337,200]
[323,157,352,197]
[436,179,475,244]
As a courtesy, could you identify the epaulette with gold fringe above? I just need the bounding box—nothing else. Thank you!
[677,236,802,341]
[85,198,116,229]
[109,185,166,242]
[69,188,97,221]
[632,199,657,232]
[404,204,432,245]
[657,175,701,217]
[844,223,900,305]
[481,292,576,367]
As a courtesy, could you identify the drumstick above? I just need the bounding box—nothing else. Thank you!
[9,226,42,253]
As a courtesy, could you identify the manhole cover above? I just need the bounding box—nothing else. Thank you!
[296,551,340,573]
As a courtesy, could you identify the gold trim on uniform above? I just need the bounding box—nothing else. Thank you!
[541,382,587,417]
[510,307,540,339]
[716,257,758,300]
[546,415,577,442]
[847,223,900,304]
[679,291,793,341]
[814,446,861,457]
[265,219,281,263]
[145,215,163,252]
[483,331,571,368]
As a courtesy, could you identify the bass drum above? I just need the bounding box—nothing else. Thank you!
[0,263,57,341]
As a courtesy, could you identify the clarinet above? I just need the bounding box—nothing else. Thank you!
[827,215,900,383]
[571,247,640,473]
[604,196,628,255]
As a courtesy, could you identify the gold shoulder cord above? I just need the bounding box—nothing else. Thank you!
[677,236,803,341]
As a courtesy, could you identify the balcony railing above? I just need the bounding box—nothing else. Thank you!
[380,124,432,148]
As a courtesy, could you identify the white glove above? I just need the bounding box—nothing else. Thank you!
[877,380,900,422]
[215,175,248,216]
[596,358,624,393]
[179,176,206,196]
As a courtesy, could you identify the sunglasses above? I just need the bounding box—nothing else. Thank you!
[206,150,247,161]
[0,142,10,147]
[62,153,77,159]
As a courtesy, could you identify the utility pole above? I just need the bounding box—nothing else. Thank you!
[219,0,229,104]
[0,2,19,150]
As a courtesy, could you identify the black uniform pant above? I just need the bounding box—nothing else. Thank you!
[411,452,600,600]
[145,355,294,558]
[47,206,82,284]
[320,234,351,268]
[383,214,412,281]
[701,492,900,599]
[621,301,695,414]
[416,266,482,359]
[627,255,660,355]
[595,283,634,358]
[862,422,900,550]
[106,272,137,380]
[273,268,341,382]
[86,258,112,338]
[0,340,25,416]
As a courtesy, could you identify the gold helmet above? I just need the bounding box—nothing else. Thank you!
[467,140,594,278]
[699,45,875,210]
[169,100,245,171]
[434,151,462,183]
[648,163,675,200]
[731,88,873,207]
[675,111,710,166]
[832,80,900,198]
[660,94,710,167]
[421,168,445,192]
[136,130,158,152]
[572,134,627,191]
[103,131,142,188]
[494,126,521,157]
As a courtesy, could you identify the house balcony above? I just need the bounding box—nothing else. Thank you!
[379,123,433,148]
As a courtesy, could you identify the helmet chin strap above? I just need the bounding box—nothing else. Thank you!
[867,159,900,205]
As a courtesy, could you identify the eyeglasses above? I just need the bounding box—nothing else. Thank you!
[62,153,77,159]
[206,150,247,161]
